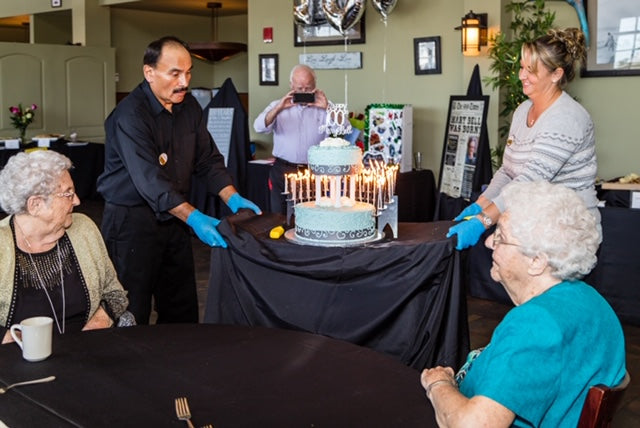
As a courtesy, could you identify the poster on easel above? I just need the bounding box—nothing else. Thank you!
[438,96,489,199]
[363,103,413,173]
[207,107,234,166]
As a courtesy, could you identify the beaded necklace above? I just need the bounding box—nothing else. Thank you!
[14,218,66,335]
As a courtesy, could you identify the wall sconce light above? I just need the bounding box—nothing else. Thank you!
[455,10,488,56]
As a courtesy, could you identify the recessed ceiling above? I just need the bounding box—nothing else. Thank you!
[110,0,247,17]
[0,1,248,27]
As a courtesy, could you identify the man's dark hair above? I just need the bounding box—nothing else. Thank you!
[143,36,189,67]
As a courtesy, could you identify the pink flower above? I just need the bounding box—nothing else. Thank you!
[9,106,20,114]
[30,104,38,111]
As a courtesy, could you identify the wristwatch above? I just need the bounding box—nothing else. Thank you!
[478,211,493,228]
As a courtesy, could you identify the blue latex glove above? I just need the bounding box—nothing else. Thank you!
[453,202,482,221]
[446,217,485,250]
[186,209,227,248]
[227,193,262,215]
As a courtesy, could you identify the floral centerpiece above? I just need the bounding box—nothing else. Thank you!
[9,103,38,142]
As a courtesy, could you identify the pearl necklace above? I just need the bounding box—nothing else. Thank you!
[14,218,66,335]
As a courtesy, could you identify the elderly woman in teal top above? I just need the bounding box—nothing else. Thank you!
[0,150,132,343]
[421,181,626,427]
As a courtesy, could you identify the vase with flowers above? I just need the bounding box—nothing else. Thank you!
[9,103,38,144]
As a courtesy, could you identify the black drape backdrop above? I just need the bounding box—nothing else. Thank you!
[207,78,250,196]
[191,78,250,217]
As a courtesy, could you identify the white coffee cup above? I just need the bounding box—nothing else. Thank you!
[10,316,53,362]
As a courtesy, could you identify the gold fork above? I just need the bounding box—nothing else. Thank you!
[174,397,195,428]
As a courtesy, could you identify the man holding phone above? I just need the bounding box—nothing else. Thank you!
[253,64,329,214]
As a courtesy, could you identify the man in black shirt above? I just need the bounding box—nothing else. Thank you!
[97,36,260,324]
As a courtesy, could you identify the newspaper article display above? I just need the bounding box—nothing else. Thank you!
[440,99,484,199]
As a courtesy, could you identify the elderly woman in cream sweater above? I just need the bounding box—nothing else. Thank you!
[0,150,132,343]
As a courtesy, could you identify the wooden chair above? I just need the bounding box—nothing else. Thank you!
[577,371,631,428]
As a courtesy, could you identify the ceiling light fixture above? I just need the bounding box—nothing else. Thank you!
[189,2,247,63]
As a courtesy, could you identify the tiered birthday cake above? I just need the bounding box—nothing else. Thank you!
[294,138,376,244]
[307,137,363,175]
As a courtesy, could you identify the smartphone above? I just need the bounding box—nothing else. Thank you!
[292,92,315,103]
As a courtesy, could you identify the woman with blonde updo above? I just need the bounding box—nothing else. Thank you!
[448,28,599,250]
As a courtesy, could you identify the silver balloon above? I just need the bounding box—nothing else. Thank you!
[295,0,328,27]
[294,0,313,26]
[371,0,398,19]
[322,0,366,36]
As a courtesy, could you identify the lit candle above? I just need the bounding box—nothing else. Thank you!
[366,177,370,204]
[350,174,356,202]
[378,176,384,210]
[291,176,296,203]
[373,178,377,211]
[284,173,288,194]
[315,174,321,204]
[306,174,310,201]
[332,176,337,206]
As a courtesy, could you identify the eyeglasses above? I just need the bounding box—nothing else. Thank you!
[54,190,76,200]
[492,233,521,248]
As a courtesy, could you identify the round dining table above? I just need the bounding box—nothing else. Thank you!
[0,324,436,427]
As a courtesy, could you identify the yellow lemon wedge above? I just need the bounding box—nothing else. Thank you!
[269,226,285,239]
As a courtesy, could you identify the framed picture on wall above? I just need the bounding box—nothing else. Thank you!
[414,36,441,75]
[582,0,640,77]
[259,54,279,86]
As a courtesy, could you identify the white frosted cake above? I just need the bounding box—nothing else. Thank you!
[295,199,375,243]
[308,137,363,176]
[294,138,376,245]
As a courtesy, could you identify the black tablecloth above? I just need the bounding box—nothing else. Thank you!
[0,324,436,427]
[246,161,272,213]
[584,207,640,325]
[396,169,437,222]
[467,206,640,326]
[244,162,437,221]
[0,142,104,200]
[204,212,469,370]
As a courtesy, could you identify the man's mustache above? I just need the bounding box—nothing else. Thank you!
[173,87,189,94]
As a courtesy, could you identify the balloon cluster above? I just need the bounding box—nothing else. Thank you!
[294,0,399,36]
